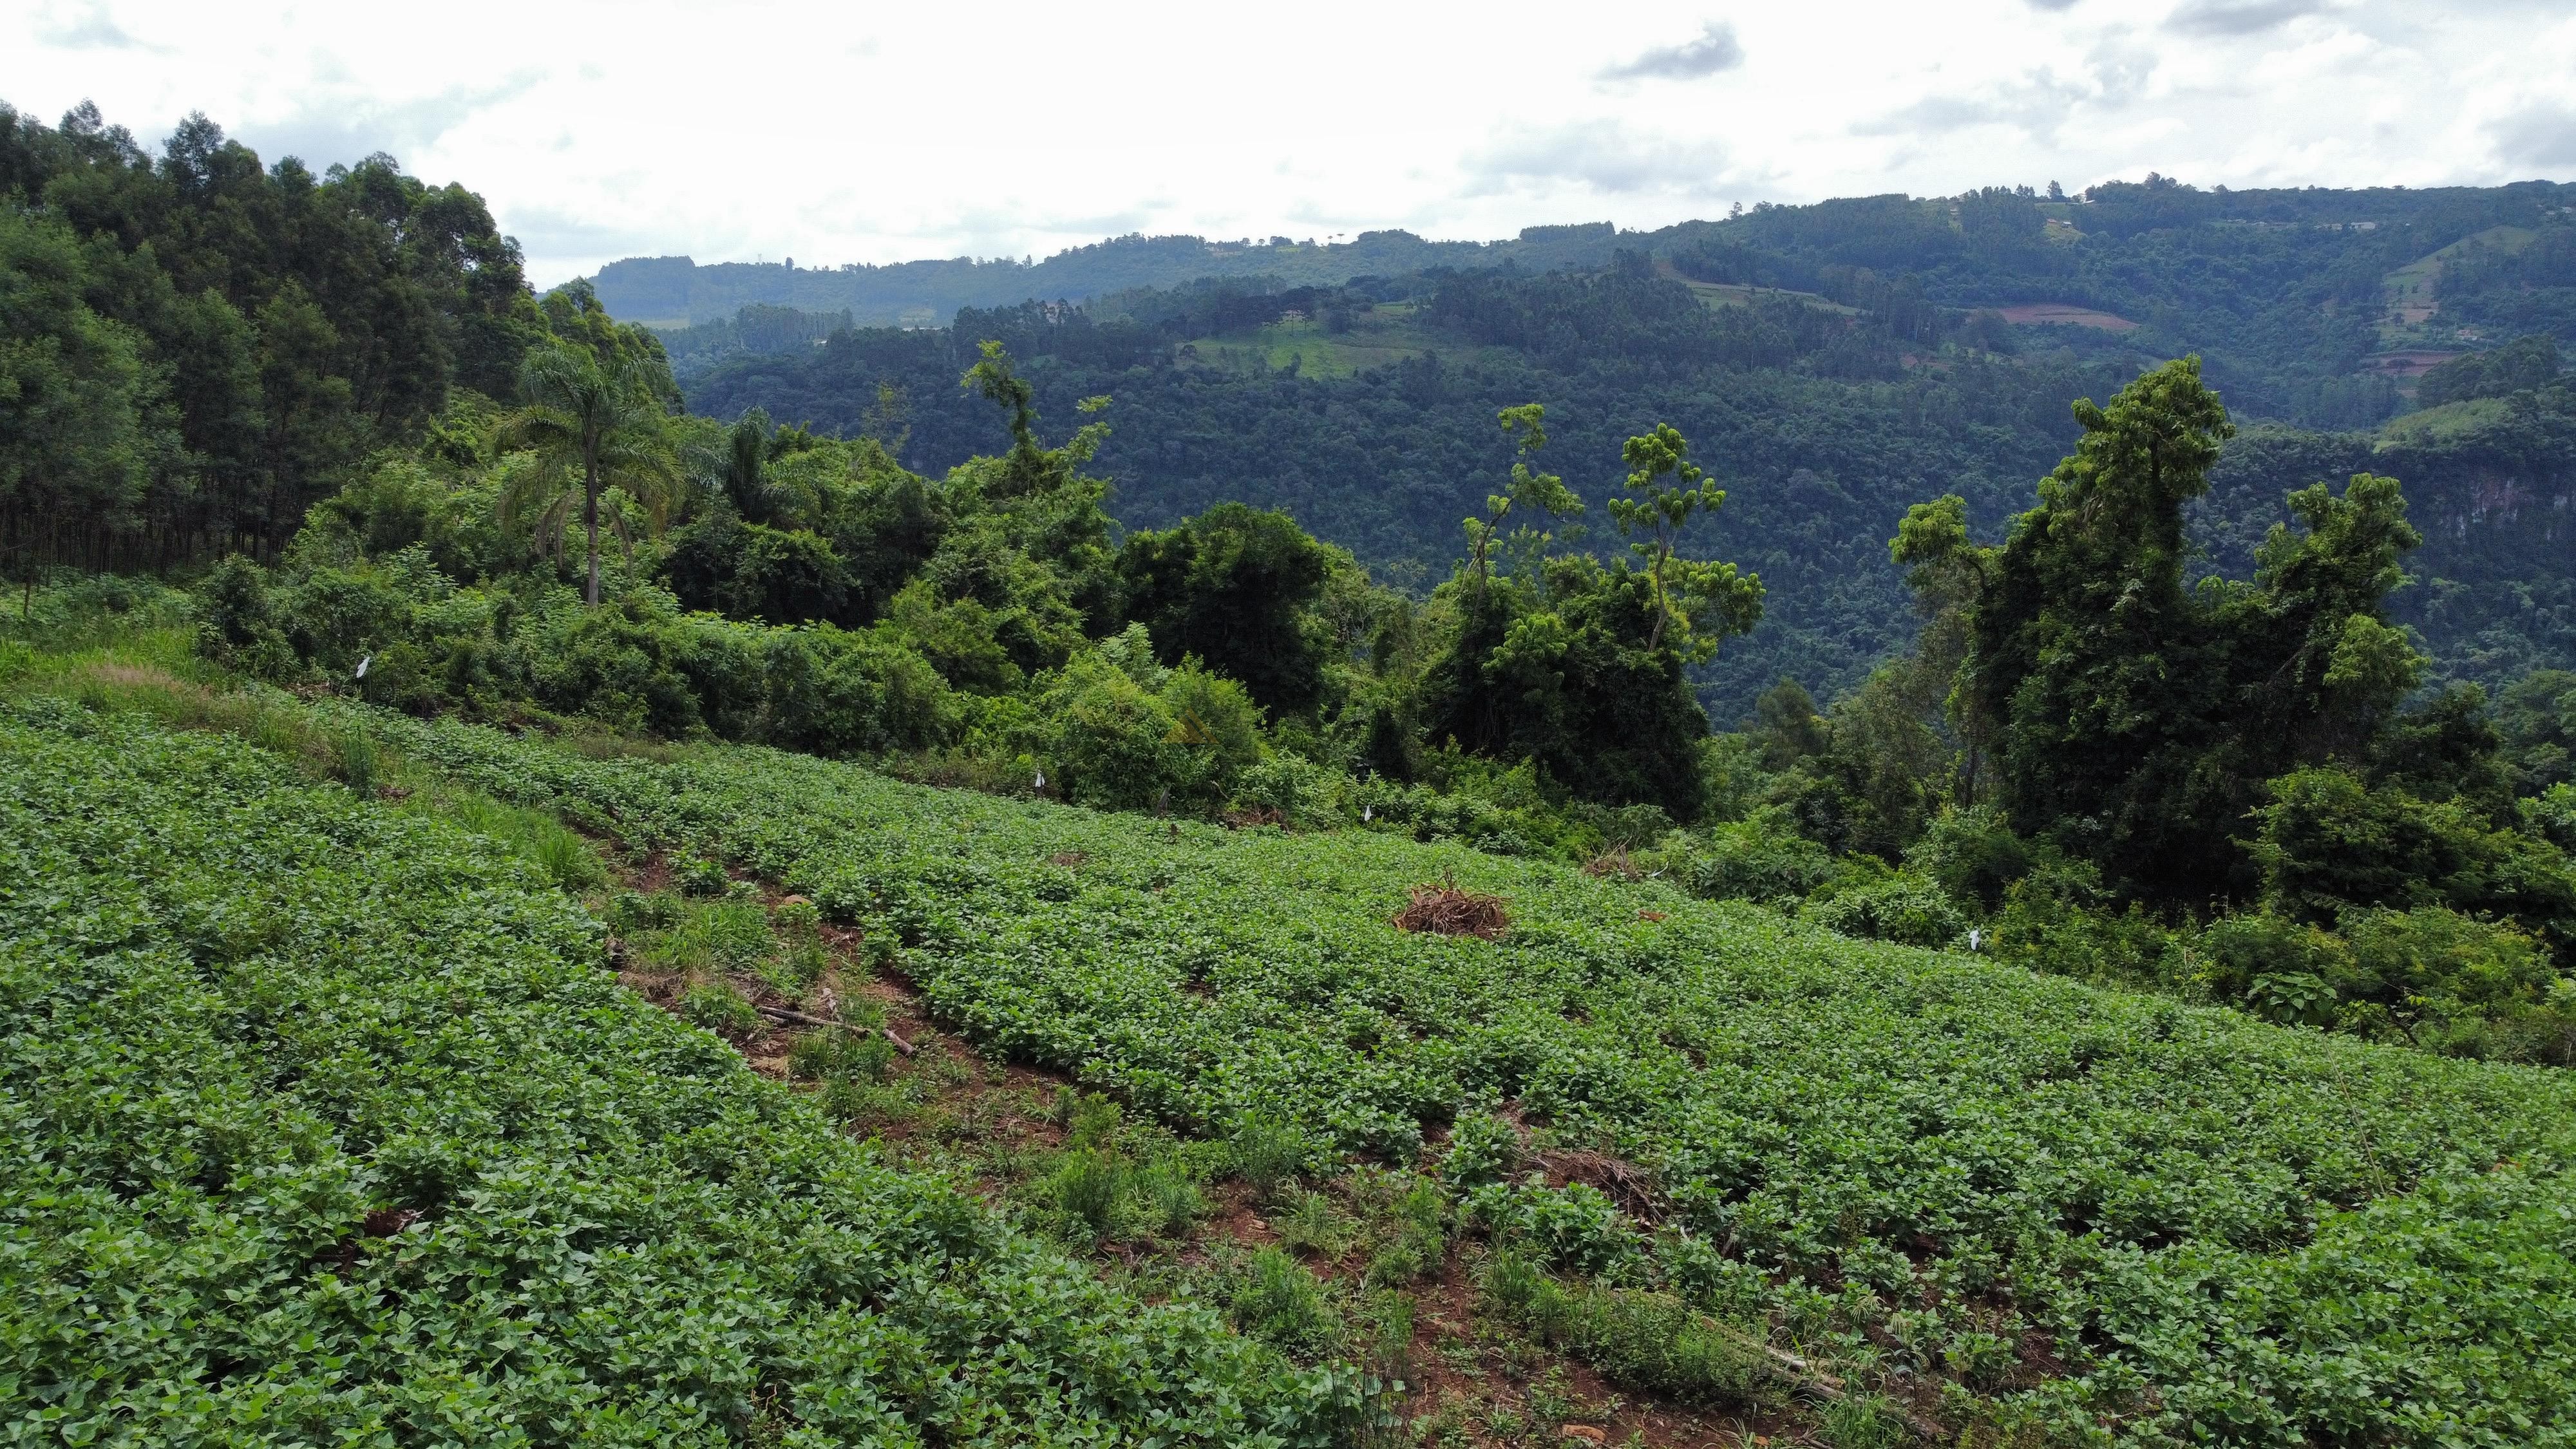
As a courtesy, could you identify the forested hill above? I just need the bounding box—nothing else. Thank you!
[670,178,2576,712]
[590,224,1633,329]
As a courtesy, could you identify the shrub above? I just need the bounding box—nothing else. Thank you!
[1231,753,1338,827]
[1678,809,1836,904]
[1801,869,1967,947]
[1032,634,1265,813]
[762,623,958,755]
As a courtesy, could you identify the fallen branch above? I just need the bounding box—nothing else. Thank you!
[1745,1341,1946,1441]
[753,1003,916,1056]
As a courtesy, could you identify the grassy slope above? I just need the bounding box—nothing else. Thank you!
[0,697,1364,1446]
[339,706,2576,1445]
[2377,225,2541,345]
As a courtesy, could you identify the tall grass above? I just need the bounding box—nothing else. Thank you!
[1,627,607,894]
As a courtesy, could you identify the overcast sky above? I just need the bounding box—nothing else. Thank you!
[7,0,2573,287]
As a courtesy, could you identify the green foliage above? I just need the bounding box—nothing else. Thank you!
[1478,1254,1764,1406]
[1030,630,1265,811]
[2417,334,2562,408]
[1667,808,1837,905]
[1231,1115,1313,1197]
[1955,358,2439,904]
[1117,501,1334,716]
[1363,1180,1449,1286]
[677,978,762,1036]
[2251,766,2576,940]
[0,204,170,548]
[1,101,544,568]
[1462,1179,1636,1277]
[2499,670,2576,791]
[1233,1248,1343,1359]
[1438,1111,1522,1189]
[0,703,1367,1445]
[787,1025,897,1083]
[502,341,680,605]
[316,699,2576,1438]
[1048,1148,1128,1243]
[1800,867,1968,948]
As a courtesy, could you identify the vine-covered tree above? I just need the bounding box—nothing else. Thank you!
[1899,357,2439,901]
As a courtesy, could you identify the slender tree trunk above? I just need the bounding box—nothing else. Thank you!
[583,448,602,606]
[1647,539,1671,652]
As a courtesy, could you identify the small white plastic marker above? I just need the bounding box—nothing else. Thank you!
[354,653,370,680]
[1033,769,1045,791]
[1966,928,1982,951]
[1362,804,1372,822]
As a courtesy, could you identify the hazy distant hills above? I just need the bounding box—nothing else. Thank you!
[587,179,2573,339]
[589,224,1634,329]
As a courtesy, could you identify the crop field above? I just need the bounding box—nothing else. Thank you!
[335,705,2576,1446]
[1173,307,1512,379]
[0,700,1367,1446]
[2376,225,2538,342]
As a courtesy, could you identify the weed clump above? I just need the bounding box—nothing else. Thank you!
[677,981,761,1038]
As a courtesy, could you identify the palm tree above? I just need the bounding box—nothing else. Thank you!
[500,345,675,605]
[690,408,774,524]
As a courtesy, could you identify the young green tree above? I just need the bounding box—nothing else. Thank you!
[501,344,676,605]
[1419,422,1761,819]
[1115,502,1334,717]
[1607,422,1733,654]
[1463,404,1582,600]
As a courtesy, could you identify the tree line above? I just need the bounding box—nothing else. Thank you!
[0,100,549,574]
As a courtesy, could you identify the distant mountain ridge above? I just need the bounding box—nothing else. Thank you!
[590,223,1632,328]
[587,178,2573,333]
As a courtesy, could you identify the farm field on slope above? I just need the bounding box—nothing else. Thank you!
[355,706,2576,1444]
[0,702,1365,1447]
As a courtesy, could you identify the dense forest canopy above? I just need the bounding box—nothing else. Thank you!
[0,100,553,572]
[674,180,2576,713]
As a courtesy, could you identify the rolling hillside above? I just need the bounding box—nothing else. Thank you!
[9,640,2574,1444]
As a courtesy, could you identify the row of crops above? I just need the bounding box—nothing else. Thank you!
[0,699,1370,1446]
[343,704,2576,1445]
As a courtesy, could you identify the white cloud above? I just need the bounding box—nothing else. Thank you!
[2490,102,2576,171]
[1597,22,1745,82]
[0,0,2561,287]
[2164,0,2334,36]
[32,1,161,50]
[1467,120,1732,195]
